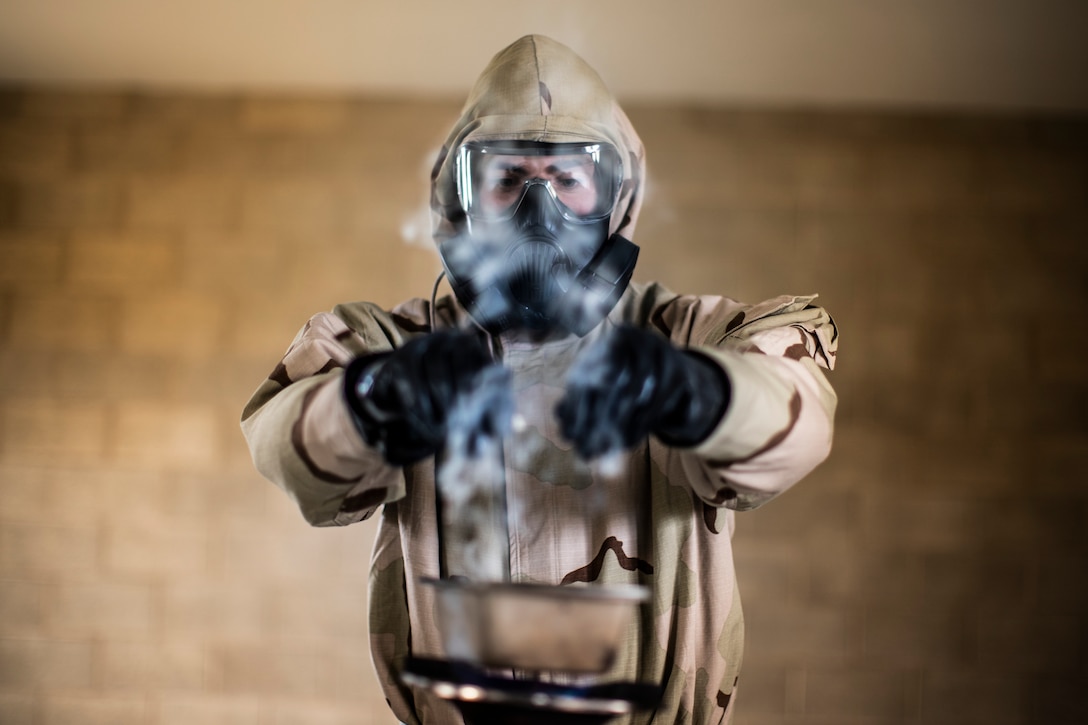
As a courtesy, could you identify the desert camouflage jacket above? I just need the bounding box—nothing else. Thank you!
[240,280,838,724]
[242,33,838,725]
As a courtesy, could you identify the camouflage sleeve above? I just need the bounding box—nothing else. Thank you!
[646,286,839,511]
[240,306,409,526]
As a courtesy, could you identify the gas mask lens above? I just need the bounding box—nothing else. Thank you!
[456,141,622,224]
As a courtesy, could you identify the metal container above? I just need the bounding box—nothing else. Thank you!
[422,578,650,673]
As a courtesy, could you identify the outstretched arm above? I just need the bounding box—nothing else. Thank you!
[556,289,838,511]
[241,311,403,526]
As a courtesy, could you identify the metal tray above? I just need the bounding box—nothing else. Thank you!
[422,578,650,673]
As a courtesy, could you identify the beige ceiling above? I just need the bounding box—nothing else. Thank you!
[1,0,1085,113]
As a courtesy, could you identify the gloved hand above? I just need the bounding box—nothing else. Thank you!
[343,330,498,465]
[556,325,730,459]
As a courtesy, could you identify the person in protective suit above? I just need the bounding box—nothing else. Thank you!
[241,35,838,725]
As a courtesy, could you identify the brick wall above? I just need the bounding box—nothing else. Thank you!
[0,89,1085,724]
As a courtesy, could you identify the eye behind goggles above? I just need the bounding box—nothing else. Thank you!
[455,140,623,224]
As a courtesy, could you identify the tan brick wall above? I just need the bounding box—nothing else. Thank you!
[0,88,1085,724]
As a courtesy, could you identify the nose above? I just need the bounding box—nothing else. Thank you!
[517,181,559,229]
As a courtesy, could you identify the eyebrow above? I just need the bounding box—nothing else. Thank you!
[546,161,585,174]
[491,158,589,175]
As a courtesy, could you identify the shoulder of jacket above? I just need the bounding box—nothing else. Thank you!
[716,294,838,369]
[330,298,432,349]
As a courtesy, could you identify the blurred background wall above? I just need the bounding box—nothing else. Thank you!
[0,3,1086,724]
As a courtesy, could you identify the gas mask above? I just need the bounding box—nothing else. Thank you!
[439,141,639,336]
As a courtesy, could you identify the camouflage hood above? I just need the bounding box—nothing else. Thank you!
[430,35,646,245]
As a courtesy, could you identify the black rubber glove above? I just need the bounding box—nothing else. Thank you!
[343,330,497,465]
[555,325,731,460]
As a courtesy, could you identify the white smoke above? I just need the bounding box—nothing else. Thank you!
[399,202,434,248]
[441,231,511,292]
[399,145,443,248]
[560,326,637,465]
[426,190,634,579]
[501,390,624,546]
[439,219,623,338]
[589,448,627,479]
[435,364,514,582]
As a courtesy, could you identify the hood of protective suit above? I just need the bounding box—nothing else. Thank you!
[430,35,646,245]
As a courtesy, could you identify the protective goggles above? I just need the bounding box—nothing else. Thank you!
[455,141,623,223]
